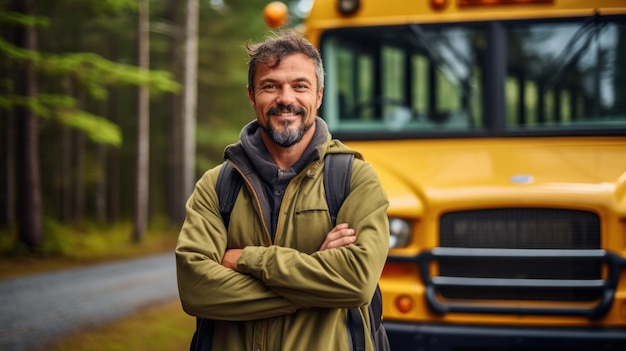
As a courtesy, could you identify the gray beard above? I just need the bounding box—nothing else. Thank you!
[264,117,313,148]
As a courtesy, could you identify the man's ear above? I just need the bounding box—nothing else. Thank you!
[316,87,324,109]
[247,87,255,108]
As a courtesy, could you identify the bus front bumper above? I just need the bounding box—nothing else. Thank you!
[384,320,626,351]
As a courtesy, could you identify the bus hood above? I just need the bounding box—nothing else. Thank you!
[346,137,626,214]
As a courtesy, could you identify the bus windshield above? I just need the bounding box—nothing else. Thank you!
[320,16,626,138]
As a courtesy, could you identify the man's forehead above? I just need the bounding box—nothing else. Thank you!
[255,54,317,80]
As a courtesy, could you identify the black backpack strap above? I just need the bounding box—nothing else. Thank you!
[348,308,366,351]
[322,154,368,351]
[189,161,243,351]
[323,153,354,226]
[324,154,389,351]
[190,318,215,351]
[215,160,243,228]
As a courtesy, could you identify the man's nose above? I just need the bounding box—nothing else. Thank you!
[276,87,295,105]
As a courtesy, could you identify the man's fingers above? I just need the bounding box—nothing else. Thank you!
[326,235,356,249]
[325,227,355,242]
[320,223,356,251]
[332,223,349,232]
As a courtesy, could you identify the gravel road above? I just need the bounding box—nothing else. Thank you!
[0,252,179,351]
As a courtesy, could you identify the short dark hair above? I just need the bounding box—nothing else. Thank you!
[246,29,324,93]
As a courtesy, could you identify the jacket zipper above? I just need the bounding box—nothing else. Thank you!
[229,163,273,245]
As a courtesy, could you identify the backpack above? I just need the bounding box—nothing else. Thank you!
[190,154,390,351]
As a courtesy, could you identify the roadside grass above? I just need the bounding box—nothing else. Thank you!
[37,299,196,351]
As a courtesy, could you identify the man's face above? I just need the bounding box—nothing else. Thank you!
[248,53,323,148]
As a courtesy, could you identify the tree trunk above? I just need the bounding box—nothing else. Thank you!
[165,0,185,226]
[58,77,73,223]
[133,0,150,242]
[0,96,15,228]
[73,130,85,224]
[181,0,199,202]
[95,99,109,225]
[0,61,15,228]
[0,16,16,228]
[73,86,88,225]
[107,89,120,224]
[59,125,73,222]
[14,0,42,247]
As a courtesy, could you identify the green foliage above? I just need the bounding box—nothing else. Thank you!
[0,218,176,259]
[39,219,74,256]
[0,36,41,61]
[0,35,179,98]
[0,93,123,146]
[63,0,138,14]
[0,218,73,256]
[195,122,242,171]
[56,108,123,147]
[0,227,17,254]
[0,4,179,149]
[39,52,179,98]
[0,10,49,27]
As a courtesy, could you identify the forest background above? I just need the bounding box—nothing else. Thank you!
[1,0,310,261]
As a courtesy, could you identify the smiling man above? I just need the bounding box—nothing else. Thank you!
[175,30,390,351]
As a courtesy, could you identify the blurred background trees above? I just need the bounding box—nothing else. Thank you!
[0,0,296,249]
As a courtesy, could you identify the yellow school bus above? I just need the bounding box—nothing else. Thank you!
[267,0,626,349]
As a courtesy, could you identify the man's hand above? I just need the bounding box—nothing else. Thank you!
[222,224,354,270]
[221,249,243,271]
[319,223,356,251]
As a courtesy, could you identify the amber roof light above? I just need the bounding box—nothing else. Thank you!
[338,0,360,15]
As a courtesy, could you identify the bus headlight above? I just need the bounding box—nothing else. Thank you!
[389,217,412,248]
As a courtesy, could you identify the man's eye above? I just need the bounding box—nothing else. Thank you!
[263,84,276,90]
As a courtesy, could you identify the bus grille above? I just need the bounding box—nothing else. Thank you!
[437,208,602,302]
[440,208,600,249]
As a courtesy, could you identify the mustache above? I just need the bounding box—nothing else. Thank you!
[267,104,306,116]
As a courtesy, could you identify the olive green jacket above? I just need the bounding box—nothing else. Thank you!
[175,135,389,351]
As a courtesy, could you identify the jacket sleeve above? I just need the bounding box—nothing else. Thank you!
[175,167,300,321]
[237,159,390,308]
